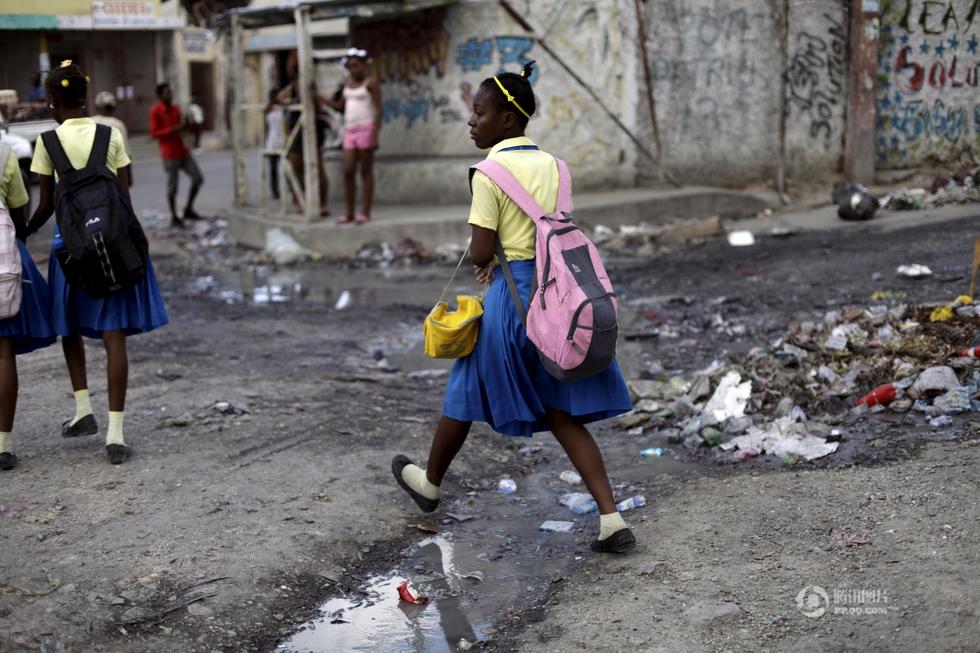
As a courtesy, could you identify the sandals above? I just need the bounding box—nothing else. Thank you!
[591,528,637,554]
[391,455,439,513]
[355,214,371,224]
[336,215,353,224]
[62,414,98,438]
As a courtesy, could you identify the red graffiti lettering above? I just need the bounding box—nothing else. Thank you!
[894,46,924,92]
[928,60,947,88]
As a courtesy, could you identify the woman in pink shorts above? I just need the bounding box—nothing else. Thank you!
[324,49,381,224]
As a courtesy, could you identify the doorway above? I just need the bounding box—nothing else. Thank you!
[189,62,215,130]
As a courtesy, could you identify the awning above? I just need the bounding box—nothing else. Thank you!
[211,0,458,31]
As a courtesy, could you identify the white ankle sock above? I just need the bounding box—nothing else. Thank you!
[401,463,439,500]
[106,411,125,446]
[71,389,93,426]
[0,431,11,454]
[598,512,627,540]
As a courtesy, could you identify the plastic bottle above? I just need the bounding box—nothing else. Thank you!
[855,383,897,407]
[559,492,597,514]
[640,447,665,457]
[615,495,647,512]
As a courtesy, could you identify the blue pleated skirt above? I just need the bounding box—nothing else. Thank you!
[49,228,169,339]
[0,241,57,354]
[443,259,633,437]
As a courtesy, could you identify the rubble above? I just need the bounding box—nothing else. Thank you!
[622,291,980,462]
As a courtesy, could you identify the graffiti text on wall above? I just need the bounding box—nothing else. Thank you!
[786,12,847,141]
[455,36,538,82]
[877,0,980,164]
[647,7,773,146]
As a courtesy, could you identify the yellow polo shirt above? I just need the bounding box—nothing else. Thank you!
[30,117,131,178]
[0,148,29,209]
[468,136,567,262]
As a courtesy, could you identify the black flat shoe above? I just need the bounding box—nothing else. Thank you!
[391,455,439,513]
[183,208,206,221]
[0,452,17,470]
[171,216,187,229]
[591,528,637,554]
[106,444,130,465]
[62,414,98,438]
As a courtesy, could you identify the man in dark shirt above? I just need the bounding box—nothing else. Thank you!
[149,82,204,228]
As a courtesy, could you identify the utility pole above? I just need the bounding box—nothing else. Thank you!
[844,1,880,183]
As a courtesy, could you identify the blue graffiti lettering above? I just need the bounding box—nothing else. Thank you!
[495,35,538,83]
[456,37,494,72]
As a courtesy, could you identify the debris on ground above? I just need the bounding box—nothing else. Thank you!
[896,264,933,278]
[833,182,878,221]
[837,532,872,549]
[396,579,429,605]
[879,171,979,211]
[559,492,597,514]
[559,470,582,485]
[624,291,980,462]
[539,520,575,533]
[495,479,517,495]
[264,228,316,265]
[615,496,647,512]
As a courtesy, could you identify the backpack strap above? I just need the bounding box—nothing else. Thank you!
[555,158,572,213]
[40,130,75,177]
[495,237,527,327]
[471,159,547,222]
[86,123,111,168]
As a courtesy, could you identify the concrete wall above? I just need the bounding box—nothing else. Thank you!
[876,0,980,167]
[344,0,640,201]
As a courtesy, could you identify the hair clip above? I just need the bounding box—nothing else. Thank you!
[60,59,72,68]
[61,79,69,87]
[85,76,90,83]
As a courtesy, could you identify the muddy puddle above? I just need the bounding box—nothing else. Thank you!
[274,446,696,653]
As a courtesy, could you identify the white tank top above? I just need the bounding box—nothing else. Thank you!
[343,83,375,127]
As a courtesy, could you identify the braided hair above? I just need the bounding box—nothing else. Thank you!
[46,61,88,109]
[479,61,536,127]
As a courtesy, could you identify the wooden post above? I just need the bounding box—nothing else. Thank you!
[844,1,880,183]
[229,13,247,206]
[295,5,319,220]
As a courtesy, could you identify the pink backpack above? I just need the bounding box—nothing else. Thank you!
[471,157,618,382]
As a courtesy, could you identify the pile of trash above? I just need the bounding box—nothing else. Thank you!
[352,237,466,266]
[624,294,980,462]
[833,169,980,221]
[591,215,726,254]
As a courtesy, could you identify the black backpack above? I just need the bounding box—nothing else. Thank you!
[42,124,148,298]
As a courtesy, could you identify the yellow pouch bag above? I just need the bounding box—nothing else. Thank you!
[423,245,485,359]
[424,294,483,358]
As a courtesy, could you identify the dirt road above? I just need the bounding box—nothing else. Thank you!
[1,213,979,652]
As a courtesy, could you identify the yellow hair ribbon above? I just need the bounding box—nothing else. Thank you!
[85,76,90,83]
[492,76,530,119]
[60,79,69,87]
[60,59,72,68]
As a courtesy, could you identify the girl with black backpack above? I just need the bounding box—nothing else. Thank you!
[27,61,169,465]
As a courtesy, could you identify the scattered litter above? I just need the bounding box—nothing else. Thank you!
[396,579,429,605]
[559,470,582,485]
[640,447,665,457]
[495,479,517,495]
[855,384,897,407]
[539,520,575,533]
[909,366,960,399]
[264,228,313,265]
[701,371,751,426]
[458,638,474,651]
[896,264,932,278]
[834,183,878,221]
[727,230,755,247]
[445,512,475,523]
[837,533,872,548]
[615,495,647,512]
[334,290,352,311]
[559,492,597,514]
[929,295,974,322]
[732,447,761,461]
[720,417,839,461]
[461,571,485,583]
[929,415,954,428]
[415,522,439,534]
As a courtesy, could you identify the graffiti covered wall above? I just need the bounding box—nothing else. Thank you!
[877,0,980,166]
[346,0,638,198]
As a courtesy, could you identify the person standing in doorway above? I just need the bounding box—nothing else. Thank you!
[92,92,132,187]
[277,52,329,217]
[264,89,284,201]
[322,48,381,224]
[188,95,204,153]
[149,82,204,228]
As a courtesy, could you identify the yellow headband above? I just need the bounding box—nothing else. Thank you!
[492,76,530,119]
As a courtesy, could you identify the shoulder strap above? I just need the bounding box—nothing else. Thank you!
[41,130,75,176]
[555,158,572,213]
[87,123,111,168]
[495,237,527,327]
[471,159,547,221]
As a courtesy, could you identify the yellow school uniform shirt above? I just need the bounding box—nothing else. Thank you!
[468,136,569,262]
[30,117,131,178]
[0,149,29,209]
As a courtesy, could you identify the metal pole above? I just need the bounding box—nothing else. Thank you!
[295,5,319,220]
[776,0,789,202]
[230,13,247,206]
[632,0,675,186]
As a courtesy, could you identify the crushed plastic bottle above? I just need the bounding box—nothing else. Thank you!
[640,447,665,457]
[615,495,647,512]
[495,479,517,494]
[929,415,954,428]
[559,492,597,514]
